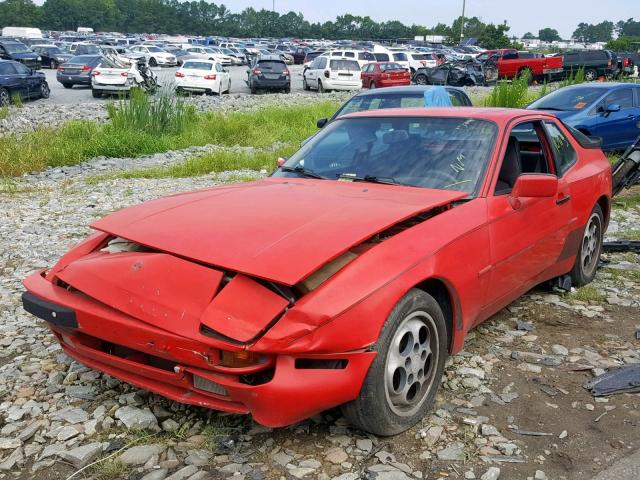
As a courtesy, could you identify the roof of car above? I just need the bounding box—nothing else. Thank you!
[354,86,465,97]
[560,82,640,90]
[257,55,285,61]
[342,107,556,123]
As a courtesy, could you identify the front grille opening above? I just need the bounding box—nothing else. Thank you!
[240,368,275,386]
[72,332,178,373]
[294,359,349,370]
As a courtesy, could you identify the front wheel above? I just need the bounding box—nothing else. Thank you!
[40,82,50,99]
[318,80,325,93]
[49,60,57,69]
[584,68,598,81]
[570,204,604,286]
[342,289,448,436]
[414,74,428,85]
[0,88,9,106]
[148,57,158,67]
[303,76,310,91]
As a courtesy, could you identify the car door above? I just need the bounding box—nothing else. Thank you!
[0,62,23,97]
[13,62,39,97]
[592,87,637,149]
[484,120,571,312]
[361,64,372,87]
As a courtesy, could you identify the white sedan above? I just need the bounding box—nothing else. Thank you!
[183,47,233,67]
[175,60,231,95]
[129,45,177,67]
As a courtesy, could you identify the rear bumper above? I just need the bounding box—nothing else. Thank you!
[175,79,217,91]
[252,78,290,89]
[57,74,91,85]
[23,270,375,427]
[93,83,131,91]
[377,79,411,87]
[324,79,361,90]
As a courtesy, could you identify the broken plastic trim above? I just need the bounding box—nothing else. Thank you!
[294,358,349,369]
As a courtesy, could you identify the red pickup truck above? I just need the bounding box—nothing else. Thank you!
[476,49,564,83]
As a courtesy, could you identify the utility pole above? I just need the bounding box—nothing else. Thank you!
[272,0,275,12]
[460,0,466,45]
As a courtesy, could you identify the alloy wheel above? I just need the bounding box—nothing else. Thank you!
[384,311,439,417]
[581,212,602,277]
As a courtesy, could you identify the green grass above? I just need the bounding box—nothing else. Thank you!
[620,229,640,241]
[0,106,8,120]
[11,94,23,108]
[483,72,546,108]
[90,458,128,480]
[0,100,339,177]
[571,286,606,303]
[559,67,585,88]
[0,178,48,194]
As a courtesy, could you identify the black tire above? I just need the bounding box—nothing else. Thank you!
[369,81,376,89]
[342,289,448,436]
[303,76,310,91]
[49,59,57,69]
[148,57,158,67]
[414,74,428,85]
[518,68,533,85]
[250,83,257,94]
[284,86,291,93]
[0,88,9,107]
[584,68,598,82]
[62,83,72,89]
[224,80,231,94]
[40,82,50,99]
[318,80,325,93]
[92,89,102,98]
[570,204,604,287]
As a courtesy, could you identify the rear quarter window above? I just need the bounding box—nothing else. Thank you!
[543,122,577,175]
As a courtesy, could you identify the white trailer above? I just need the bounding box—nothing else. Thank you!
[1,27,43,39]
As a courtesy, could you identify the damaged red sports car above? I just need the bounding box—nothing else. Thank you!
[23,108,613,435]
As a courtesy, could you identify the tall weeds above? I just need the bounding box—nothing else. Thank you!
[107,87,196,135]
[483,72,533,108]
[559,67,585,87]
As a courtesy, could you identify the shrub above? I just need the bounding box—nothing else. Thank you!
[483,72,533,108]
[107,86,196,135]
[560,67,585,88]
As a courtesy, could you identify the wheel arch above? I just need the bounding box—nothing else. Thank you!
[413,277,462,354]
[596,194,610,229]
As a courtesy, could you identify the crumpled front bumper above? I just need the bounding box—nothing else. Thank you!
[23,270,375,427]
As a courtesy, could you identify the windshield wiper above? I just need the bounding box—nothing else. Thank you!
[280,165,326,179]
[338,173,404,186]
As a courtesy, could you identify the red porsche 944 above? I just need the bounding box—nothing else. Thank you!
[23,108,613,435]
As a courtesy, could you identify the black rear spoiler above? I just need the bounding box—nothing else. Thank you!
[612,136,640,197]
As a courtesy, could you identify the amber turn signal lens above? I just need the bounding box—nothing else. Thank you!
[221,350,260,368]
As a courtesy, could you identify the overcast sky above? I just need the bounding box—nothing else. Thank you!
[219,0,636,38]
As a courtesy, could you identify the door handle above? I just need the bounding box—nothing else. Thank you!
[556,195,571,205]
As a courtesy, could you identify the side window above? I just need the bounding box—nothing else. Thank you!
[14,62,29,74]
[318,57,327,69]
[565,52,579,63]
[604,88,634,109]
[310,57,319,69]
[495,121,551,195]
[215,63,223,72]
[0,63,16,75]
[543,122,577,176]
[332,51,341,57]
[344,51,355,58]
[449,90,469,106]
[503,51,518,60]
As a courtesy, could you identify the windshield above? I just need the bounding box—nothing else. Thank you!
[334,91,467,117]
[45,47,64,54]
[4,43,31,54]
[258,61,286,72]
[183,61,213,70]
[147,46,164,52]
[411,54,429,60]
[379,62,404,71]
[76,45,100,54]
[330,59,360,71]
[529,87,604,111]
[274,116,497,193]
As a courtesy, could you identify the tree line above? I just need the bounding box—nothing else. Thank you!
[0,0,638,52]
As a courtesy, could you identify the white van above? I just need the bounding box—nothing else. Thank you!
[320,50,376,69]
[1,27,42,39]
[303,57,361,93]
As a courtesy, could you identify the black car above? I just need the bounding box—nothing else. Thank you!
[0,40,41,69]
[0,60,49,106]
[292,47,310,64]
[562,50,619,81]
[246,55,290,94]
[56,55,103,88]
[32,45,73,69]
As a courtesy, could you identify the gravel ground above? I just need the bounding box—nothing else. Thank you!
[0,95,638,480]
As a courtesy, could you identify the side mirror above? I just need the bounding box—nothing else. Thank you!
[509,174,558,209]
[277,157,287,167]
[317,118,328,129]
[606,103,621,113]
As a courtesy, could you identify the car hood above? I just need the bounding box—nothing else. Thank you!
[92,178,466,285]
[12,53,39,60]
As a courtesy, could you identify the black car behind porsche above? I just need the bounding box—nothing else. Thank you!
[0,60,50,106]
